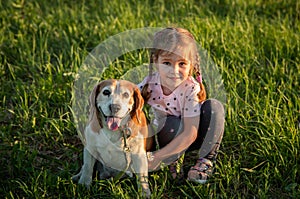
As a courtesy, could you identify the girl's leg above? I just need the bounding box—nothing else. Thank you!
[147,115,181,151]
[156,115,181,148]
[187,99,225,183]
[154,99,224,181]
[156,116,184,179]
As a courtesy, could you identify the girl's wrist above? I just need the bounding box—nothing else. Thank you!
[147,152,156,162]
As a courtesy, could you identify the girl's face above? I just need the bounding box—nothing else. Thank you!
[156,52,191,94]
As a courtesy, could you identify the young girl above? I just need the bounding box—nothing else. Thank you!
[138,27,225,183]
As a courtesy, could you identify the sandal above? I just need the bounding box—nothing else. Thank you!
[187,158,213,184]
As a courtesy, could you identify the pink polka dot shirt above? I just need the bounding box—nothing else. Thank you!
[138,72,201,120]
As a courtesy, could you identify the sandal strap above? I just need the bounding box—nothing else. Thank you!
[190,165,208,172]
[190,158,213,172]
[197,158,213,167]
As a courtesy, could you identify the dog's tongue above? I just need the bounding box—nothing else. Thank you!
[107,117,121,131]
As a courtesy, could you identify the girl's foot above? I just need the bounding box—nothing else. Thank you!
[187,158,213,184]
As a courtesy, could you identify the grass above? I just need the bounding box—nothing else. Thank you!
[0,0,299,198]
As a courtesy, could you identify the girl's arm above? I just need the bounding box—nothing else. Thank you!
[148,116,199,170]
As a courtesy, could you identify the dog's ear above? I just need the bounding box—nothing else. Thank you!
[130,87,145,125]
[130,86,151,148]
[89,82,103,132]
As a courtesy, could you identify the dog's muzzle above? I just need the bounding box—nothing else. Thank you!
[97,104,131,131]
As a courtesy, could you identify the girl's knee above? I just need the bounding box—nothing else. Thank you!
[201,99,225,116]
[200,99,225,128]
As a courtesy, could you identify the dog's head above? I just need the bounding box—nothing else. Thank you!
[89,79,145,132]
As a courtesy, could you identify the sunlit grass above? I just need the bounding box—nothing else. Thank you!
[0,0,299,198]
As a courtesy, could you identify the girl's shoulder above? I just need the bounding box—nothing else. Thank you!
[175,76,200,93]
[169,77,200,103]
[138,72,160,89]
[186,76,200,86]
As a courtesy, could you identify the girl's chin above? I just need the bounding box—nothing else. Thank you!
[163,82,181,91]
[161,78,183,90]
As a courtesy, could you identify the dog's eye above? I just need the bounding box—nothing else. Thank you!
[123,92,130,98]
[102,89,111,96]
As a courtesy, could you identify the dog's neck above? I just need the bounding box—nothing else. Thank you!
[100,114,133,153]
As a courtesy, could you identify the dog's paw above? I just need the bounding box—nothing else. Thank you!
[71,173,81,182]
[143,189,151,199]
[78,176,92,188]
[125,171,133,178]
[140,182,151,198]
[72,172,91,188]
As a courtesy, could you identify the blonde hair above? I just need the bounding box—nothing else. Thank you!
[142,27,206,103]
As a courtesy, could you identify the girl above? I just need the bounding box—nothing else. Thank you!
[138,27,225,183]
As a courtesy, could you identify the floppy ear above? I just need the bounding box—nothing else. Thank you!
[130,87,152,150]
[89,82,102,133]
[130,87,145,125]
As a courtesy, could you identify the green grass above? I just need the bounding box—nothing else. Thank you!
[1,0,299,198]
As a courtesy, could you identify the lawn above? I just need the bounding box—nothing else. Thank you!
[0,0,299,198]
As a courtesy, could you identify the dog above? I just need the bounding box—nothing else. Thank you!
[72,79,151,197]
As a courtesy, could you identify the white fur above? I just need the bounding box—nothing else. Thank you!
[72,80,150,198]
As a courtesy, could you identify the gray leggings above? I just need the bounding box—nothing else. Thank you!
[156,99,225,161]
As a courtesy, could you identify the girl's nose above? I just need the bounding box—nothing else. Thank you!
[172,64,179,73]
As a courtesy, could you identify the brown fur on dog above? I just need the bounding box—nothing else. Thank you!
[89,80,147,135]
[88,79,151,149]
[73,79,152,197]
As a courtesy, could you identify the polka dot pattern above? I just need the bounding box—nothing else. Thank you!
[137,72,201,117]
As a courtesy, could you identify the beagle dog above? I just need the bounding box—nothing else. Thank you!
[72,79,151,197]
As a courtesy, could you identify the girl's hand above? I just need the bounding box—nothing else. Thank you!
[147,152,161,171]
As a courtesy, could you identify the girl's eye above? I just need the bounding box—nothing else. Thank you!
[163,62,171,66]
[179,62,187,66]
[103,89,111,96]
[179,62,188,68]
[123,92,129,98]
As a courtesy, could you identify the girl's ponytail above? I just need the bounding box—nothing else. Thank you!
[197,80,207,103]
[194,54,206,103]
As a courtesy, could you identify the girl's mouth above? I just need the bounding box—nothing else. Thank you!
[168,76,181,80]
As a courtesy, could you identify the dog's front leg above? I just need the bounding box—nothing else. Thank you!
[138,174,151,198]
[78,148,96,187]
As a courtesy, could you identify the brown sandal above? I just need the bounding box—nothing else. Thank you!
[187,158,213,184]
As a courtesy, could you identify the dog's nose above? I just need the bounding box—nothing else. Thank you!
[110,104,121,114]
